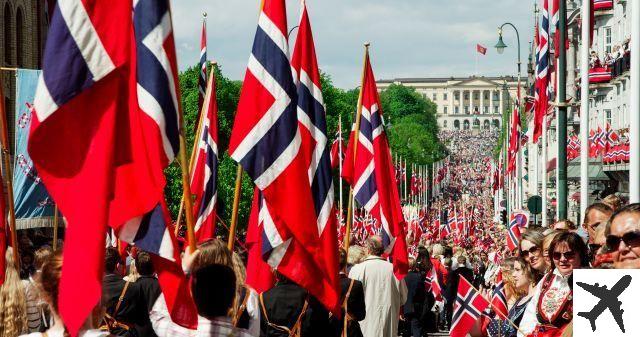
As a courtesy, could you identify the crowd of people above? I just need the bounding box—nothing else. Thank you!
[1,130,640,337]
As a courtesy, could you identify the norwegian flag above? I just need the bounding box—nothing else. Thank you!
[239,0,339,314]
[451,277,491,337]
[596,126,607,154]
[342,48,408,279]
[506,214,522,251]
[29,1,197,334]
[330,130,345,169]
[491,271,508,319]
[198,16,207,111]
[533,1,550,144]
[290,0,340,312]
[441,209,454,240]
[427,265,443,300]
[507,102,520,175]
[589,129,598,158]
[476,44,487,55]
[189,70,219,243]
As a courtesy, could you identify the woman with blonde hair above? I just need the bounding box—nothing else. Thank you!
[1,248,28,337]
[19,252,111,337]
[230,252,259,336]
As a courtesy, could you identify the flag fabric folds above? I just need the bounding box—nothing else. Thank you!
[506,214,522,251]
[451,277,490,337]
[476,44,487,55]
[490,271,508,319]
[507,103,520,175]
[342,47,408,279]
[190,70,219,243]
[29,1,196,334]
[13,69,58,229]
[231,0,339,314]
[198,17,207,111]
[533,0,550,144]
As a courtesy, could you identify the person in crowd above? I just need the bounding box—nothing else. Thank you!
[401,258,426,337]
[131,252,160,337]
[230,252,260,336]
[518,229,547,282]
[541,231,559,273]
[519,232,588,337]
[552,219,576,232]
[1,248,28,337]
[346,245,366,271]
[349,236,407,337]
[602,194,622,211]
[330,248,365,337]
[605,203,640,269]
[102,247,143,337]
[472,251,488,289]
[259,270,333,337]
[443,255,472,331]
[582,203,614,245]
[25,247,53,333]
[20,251,36,280]
[19,252,112,337]
[471,257,535,337]
[150,239,253,337]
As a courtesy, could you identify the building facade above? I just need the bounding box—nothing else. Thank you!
[528,0,632,223]
[376,76,521,131]
[1,0,48,150]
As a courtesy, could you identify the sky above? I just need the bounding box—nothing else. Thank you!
[171,0,536,89]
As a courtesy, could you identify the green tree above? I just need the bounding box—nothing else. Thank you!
[379,84,446,164]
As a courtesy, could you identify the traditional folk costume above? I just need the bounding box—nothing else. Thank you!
[518,269,572,337]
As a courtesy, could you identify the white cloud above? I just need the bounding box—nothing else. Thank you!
[171,0,535,88]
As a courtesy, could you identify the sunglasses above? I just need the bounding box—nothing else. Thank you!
[552,251,576,260]
[520,246,540,258]
[606,231,640,251]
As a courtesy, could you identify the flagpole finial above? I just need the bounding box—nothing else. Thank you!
[364,42,370,48]
[203,12,207,18]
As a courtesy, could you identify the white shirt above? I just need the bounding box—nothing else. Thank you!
[150,294,254,337]
[348,256,408,337]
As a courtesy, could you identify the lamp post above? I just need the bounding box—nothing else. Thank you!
[495,22,523,214]
[557,0,568,219]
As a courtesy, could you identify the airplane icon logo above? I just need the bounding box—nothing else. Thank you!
[576,275,632,333]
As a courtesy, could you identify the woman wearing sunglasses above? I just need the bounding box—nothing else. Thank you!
[605,203,640,269]
[518,229,547,283]
[518,232,588,337]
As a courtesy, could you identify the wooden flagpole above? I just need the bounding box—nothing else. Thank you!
[345,42,370,254]
[174,64,214,237]
[0,71,19,268]
[176,80,197,254]
[227,165,243,251]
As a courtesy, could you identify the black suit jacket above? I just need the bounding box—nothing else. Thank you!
[403,271,426,317]
[102,274,144,336]
[260,279,333,337]
[133,276,161,337]
[444,266,474,303]
[330,274,366,337]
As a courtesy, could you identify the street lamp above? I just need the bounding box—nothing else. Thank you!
[494,29,507,55]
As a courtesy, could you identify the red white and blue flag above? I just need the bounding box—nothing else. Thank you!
[190,71,218,243]
[234,0,339,314]
[342,48,408,279]
[533,0,550,144]
[507,102,520,175]
[506,214,522,251]
[491,270,509,319]
[30,1,197,335]
[198,17,207,111]
[451,277,490,337]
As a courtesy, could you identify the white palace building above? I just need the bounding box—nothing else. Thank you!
[376,76,522,131]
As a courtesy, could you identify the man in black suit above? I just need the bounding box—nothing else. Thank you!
[133,251,161,337]
[259,271,334,337]
[102,247,143,337]
[402,258,426,337]
[443,255,473,330]
[331,248,366,337]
